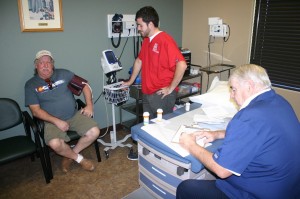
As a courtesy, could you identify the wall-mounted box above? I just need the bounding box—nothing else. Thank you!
[107,14,137,38]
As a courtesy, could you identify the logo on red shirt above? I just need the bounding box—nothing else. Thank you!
[152,43,159,54]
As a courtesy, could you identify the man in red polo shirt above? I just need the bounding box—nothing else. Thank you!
[124,6,187,119]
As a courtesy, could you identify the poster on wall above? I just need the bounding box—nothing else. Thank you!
[18,0,63,32]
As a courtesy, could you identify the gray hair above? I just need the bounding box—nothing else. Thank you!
[229,64,271,89]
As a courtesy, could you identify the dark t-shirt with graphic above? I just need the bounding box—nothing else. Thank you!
[25,69,76,120]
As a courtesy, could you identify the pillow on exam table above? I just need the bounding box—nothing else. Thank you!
[189,76,238,115]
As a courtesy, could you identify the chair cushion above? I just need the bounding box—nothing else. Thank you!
[0,136,36,164]
[67,131,81,140]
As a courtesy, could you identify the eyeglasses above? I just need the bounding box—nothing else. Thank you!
[45,78,53,90]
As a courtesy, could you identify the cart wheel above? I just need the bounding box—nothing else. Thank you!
[105,151,109,159]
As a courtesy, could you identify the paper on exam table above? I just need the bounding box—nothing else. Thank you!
[172,125,212,148]
[150,118,170,125]
[201,105,235,118]
[140,106,228,157]
[141,124,189,157]
[192,105,234,126]
[193,114,225,124]
[141,123,211,157]
[163,107,206,132]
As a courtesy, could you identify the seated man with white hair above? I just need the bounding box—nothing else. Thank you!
[176,64,300,199]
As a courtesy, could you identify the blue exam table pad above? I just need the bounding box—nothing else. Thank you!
[131,103,224,173]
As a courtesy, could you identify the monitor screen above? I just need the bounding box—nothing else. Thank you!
[104,50,118,64]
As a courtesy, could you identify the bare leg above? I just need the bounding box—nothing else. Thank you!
[48,138,78,160]
[72,126,100,154]
[48,127,100,172]
[48,126,99,160]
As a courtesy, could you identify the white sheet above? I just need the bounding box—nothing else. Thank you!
[140,77,238,157]
[189,76,238,116]
[141,107,228,157]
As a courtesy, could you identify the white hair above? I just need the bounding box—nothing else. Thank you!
[229,64,271,89]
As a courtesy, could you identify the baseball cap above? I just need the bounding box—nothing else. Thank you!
[35,50,53,60]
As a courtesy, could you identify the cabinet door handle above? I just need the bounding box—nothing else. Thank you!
[151,166,166,177]
[152,184,166,195]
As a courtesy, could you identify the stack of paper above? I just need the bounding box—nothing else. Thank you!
[193,114,225,124]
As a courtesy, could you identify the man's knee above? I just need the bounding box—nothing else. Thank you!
[48,138,65,151]
[85,126,100,140]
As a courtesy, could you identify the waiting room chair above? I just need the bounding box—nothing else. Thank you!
[0,98,50,183]
[34,99,101,180]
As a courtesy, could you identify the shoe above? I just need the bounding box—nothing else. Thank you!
[127,151,138,161]
[62,158,73,173]
[79,159,95,171]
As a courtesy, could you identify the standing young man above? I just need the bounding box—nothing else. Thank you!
[124,6,187,119]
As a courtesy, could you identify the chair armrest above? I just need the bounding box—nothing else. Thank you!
[23,111,38,134]
[22,111,42,155]
[23,111,44,147]
[22,111,36,140]
[32,116,45,140]
[76,99,86,110]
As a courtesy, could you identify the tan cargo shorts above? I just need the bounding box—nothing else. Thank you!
[44,111,98,145]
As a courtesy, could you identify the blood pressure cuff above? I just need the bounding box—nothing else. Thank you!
[68,75,88,96]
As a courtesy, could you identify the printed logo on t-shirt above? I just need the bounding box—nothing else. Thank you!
[35,80,65,93]
[152,43,159,54]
